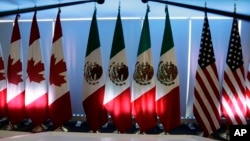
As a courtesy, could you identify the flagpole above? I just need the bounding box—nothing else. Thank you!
[224,2,236,140]
[141,0,250,21]
[0,0,105,17]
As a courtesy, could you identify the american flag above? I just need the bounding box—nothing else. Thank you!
[221,15,247,125]
[193,12,221,136]
[246,64,250,118]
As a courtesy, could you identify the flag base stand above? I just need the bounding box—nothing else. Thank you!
[225,124,230,141]
[55,126,68,132]
[1,122,18,131]
[32,124,48,133]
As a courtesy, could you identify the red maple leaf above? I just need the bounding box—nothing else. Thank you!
[27,58,45,83]
[49,55,67,86]
[7,57,22,84]
[0,57,5,80]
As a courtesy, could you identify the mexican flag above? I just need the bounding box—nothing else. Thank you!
[156,6,180,132]
[82,9,108,132]
[104,10,132,133]
[131,7,157,132]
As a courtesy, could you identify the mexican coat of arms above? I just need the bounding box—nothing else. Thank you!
[84,61,103,85]
[157,61,178,86]
[109,62,129,86]
[133,62,154,85]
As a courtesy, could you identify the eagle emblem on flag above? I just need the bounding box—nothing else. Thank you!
[109,62,129,86]
[157,61,178,86]
[133,62,154,85]
[84,62,103,85]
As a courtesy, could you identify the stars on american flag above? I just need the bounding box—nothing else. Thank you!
[198,14,215,69]
[226,18,243,71]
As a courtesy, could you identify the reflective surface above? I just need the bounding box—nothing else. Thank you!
[0,131,217,141]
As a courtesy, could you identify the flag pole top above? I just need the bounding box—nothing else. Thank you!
[118,0,121,12]
[234,2,237,13]
[17,0,20,16]
[233,0,237,13]
[94,2,97,12]
[58,7,61,13]
[34,7,37,15]
[17,9,20,18]
[58,0,61,13]
[204,2,207,16]
[147,3,150,13]
[165,4,168,14]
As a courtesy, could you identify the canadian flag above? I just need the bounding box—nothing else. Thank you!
[48,10,72,129]
[7,15,26,124]
[25,11,48,127]
[0,43,7,118]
